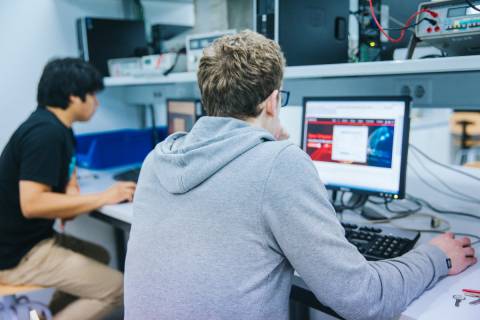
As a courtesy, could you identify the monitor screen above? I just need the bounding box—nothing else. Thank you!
[77,18,147,76]
[167,100,202,135]
[302,97,410,199]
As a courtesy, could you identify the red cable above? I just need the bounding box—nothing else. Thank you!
[368,0,438,44]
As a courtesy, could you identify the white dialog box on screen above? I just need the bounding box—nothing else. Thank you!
[332,125,368,163]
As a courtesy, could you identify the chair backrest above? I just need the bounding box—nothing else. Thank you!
[450,112,480,137]
[464,161,480,168]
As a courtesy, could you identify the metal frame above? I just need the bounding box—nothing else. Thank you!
[90,211,131,271]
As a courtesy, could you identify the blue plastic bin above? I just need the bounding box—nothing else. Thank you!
[75,127,167,169]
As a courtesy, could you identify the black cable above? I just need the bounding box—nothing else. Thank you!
[381,18,430,31]
[410,149,480,203]
[408,164,479,203]
[409,144,480,183]
[384,197,423,214]
[367,196,422,214]
[340,191,365,210]
[372,194,480,246]
[419,229,480,246]
[350,12,420,33]
[163,47,186,76]
[368,196,480,245]
[419,48,447,59]
[465,0,480,13]
[148,104,159,146]
[419,54,444,59]
[409,194,480,221]
[367,197,389,205]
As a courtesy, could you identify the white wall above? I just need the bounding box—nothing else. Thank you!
[142,0,194,28]
[0,0,138,150]
[409,108,453,164]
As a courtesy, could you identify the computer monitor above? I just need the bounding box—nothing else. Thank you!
[167,99,203,135]
[77,18,148,77]
[302,96,410,200]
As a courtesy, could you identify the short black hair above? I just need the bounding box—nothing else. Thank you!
[37,58,104,109]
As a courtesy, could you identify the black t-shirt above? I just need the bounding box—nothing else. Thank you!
[0,107,75,270]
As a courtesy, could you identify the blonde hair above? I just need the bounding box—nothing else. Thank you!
[197,30,286,119]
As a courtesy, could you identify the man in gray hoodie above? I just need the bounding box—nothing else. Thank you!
[124,30,476,320]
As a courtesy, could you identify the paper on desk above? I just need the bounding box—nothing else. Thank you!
[401,263,480,320]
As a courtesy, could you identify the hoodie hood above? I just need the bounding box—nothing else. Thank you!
[152,117,275,194]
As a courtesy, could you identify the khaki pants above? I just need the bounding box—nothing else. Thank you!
[0,233,123,320]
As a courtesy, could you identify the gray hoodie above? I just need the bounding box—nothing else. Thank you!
[125,116,448,320]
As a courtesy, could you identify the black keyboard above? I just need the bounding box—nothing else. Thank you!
[342,222,420,261]
[113,167,141,183]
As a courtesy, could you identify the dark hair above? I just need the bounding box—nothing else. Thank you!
[37,58,104,109]
[197,30,285,119]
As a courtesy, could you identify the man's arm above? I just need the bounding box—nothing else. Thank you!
[19,180,136,220]
[262,145,476,320]
[65,168,80,195]
[16,125,136,219]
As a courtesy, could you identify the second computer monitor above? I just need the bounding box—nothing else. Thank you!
[167,99,203,135]
[302,96,410,199]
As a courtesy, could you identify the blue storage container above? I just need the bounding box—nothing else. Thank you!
[75,127,167,169]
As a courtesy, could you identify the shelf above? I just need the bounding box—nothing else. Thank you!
[285,55,480,79]
[104,72,197,87]
[103,55,480,87]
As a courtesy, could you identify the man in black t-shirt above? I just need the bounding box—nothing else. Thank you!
[0,58,135,320]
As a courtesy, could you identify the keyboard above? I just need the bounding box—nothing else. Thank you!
[113,167,141,183]
[342,222,420,261]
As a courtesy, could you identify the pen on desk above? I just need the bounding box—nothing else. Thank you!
[462,289,480,297]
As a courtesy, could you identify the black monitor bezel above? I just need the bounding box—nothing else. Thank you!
[166,98,203,135]
[301,96,411,199]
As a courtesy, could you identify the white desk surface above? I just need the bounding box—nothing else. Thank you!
[77,165,480,320]
[78,167,135,224]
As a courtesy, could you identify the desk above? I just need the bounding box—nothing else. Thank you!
[78,169,133,270]
[78,166,480,320]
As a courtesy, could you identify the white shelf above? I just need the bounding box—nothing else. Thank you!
[103,55,480,87]
[285,55,480,79]
[104,72,197,86]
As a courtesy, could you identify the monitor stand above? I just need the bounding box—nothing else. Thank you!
[360,205,387,221]
[331,191,387,221]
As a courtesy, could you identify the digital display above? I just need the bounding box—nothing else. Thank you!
[305,119,395,168]
[448,7,467,18]
[303,100,408,197]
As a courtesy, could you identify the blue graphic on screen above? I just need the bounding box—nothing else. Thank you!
[367,126,394,168]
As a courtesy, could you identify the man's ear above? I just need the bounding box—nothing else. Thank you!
[265,90,279,117]
[68,95,82,110]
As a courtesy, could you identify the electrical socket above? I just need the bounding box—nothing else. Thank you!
[396,78,433,105]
